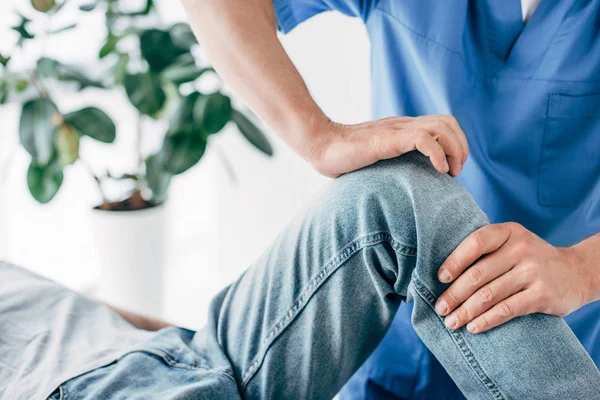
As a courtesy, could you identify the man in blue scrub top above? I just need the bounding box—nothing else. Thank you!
[181,0,600,397]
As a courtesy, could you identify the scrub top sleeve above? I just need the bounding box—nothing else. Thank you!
[272,0,378,33]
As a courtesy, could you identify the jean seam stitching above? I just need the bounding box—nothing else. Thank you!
[412,277,507,400]
[121,349,202,371]
[240,231,416,390]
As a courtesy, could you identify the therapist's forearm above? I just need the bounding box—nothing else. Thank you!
[180,0,469,178]
[180,0,328,160]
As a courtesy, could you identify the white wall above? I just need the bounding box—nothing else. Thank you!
[0,0,370,327]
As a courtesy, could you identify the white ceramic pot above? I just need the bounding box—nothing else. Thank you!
[90,204,167,317]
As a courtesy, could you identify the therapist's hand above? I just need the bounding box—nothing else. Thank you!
[434,223,596,334]
[308,115,469,178]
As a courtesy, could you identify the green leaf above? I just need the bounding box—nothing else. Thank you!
[232,109,273,156]
[140,29,187,73]
[107,172,139,181]
[169,23,197,50]
[15,79,30,92]
[0,53,10,67]
[145,154,171,204]
[169,92,199,133]
[36,57,60,77]
[162,64,209,85]
[193,92,232,134]
[159,130,207,175]
[12,25,35,41]
[55,126,80,166]
[142,0,154,14]
[12,14,34,45]
[19,98,59,166]
[99,34,119,59]
[37,57,105,89]
[64,107,116,143]
[27,161,64,204]
[49,23,77,34]
[171,53,195,67]
[79,2,96,11]
[31,0,56,12]
[124,72,166,116]
[0,79,8,105]
[114,53,129,84]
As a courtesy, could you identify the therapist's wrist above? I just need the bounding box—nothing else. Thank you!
[304,119,347,177]
[570,233,600,304]
[290,109,336,166]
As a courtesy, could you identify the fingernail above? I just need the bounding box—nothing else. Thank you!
[435,299,448,315]
[439,269,451,283]
[443,160,449,172]
[467,323,478,334]
[445,314,458,330]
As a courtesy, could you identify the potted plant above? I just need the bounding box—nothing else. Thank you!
[0,0,273,316]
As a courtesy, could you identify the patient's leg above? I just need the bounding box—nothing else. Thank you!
[200,152,600,400]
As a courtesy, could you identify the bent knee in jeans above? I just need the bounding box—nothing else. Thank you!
[319,152,489,295]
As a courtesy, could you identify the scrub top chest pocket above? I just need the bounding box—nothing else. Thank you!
[539,93,600,207]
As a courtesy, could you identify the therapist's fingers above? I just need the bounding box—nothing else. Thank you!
[419,115,469,166]
[441,269,527,331]
[443,115,469,165]
[410,119,465,176]
[466,290,536,334]
[411,128,449,173]
[435,249,515,316]
[438,223,512,283]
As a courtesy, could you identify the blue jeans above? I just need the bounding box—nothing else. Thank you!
[33,153,600,398]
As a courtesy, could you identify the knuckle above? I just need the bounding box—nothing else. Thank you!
[506,222,524,234]
[472,231,485,251]
[456,307,469,322]
[533,285,550,303]
[442,114,457,124]
[436,119,450,131]
[444,290,459,308]
[477,286,494,303]
[498,302,513,317]
[535,291,548,306]
[478,314,490,329]
[414,129,429,146]
[445,257,462,276]
[467,266,483,285]
[511,241,529,258]
[525,262,541,279]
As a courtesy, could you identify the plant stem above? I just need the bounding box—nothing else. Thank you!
[30,73,49,98]
[79,158,108,205]
[135,112,144,190]
[213,142,237,184]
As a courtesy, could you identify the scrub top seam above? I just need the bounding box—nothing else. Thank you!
[373,6,464,60]
[372,3,600,84]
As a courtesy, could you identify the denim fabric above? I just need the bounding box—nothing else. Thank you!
[0,263,155,400]
[3,153,600,399]
[203,152,600,399]
[53,328,239,400]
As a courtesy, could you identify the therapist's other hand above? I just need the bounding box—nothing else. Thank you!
[308,115,468,178]
[434,223,593,334]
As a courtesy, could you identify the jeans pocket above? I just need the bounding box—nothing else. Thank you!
[538,93,600,207]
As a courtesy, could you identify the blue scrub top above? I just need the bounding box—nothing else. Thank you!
[274,0,600,398]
